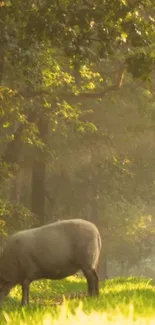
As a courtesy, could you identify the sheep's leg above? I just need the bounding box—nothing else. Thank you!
[92,269,99,295]
[82,268,99,296]
[21,280,30,306]
[0,282,13,307]
[26,284,30,305]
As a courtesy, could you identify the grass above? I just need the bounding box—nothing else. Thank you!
[1,276,155,324]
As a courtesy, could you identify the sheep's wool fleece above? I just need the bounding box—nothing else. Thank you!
[0,219,101,283]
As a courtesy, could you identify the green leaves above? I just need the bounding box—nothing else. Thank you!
[0,198,38,236]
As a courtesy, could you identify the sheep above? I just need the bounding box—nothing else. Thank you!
[0,218,102,306]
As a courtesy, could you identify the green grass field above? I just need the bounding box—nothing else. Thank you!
[1,276,155,324]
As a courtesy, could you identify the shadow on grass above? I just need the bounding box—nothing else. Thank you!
[0,277,88,311]
[30,277,87,300]
[1,276,155,314]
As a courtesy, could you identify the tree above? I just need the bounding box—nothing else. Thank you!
[0,0,155,276]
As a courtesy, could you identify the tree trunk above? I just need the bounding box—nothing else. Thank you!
[0,41,4,83]
[31,117,48,225]
[89,185,108,279]
[98,240,108,280]
[31,156,46,224]
[91,197,108,280]
[89,149,109,280]
[10,169,23,203]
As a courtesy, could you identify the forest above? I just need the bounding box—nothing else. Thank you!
[0,0,155,280]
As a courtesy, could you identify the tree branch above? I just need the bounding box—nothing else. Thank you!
[20,83,124,101]
[20,64,126,100]
[0,66,126,181]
